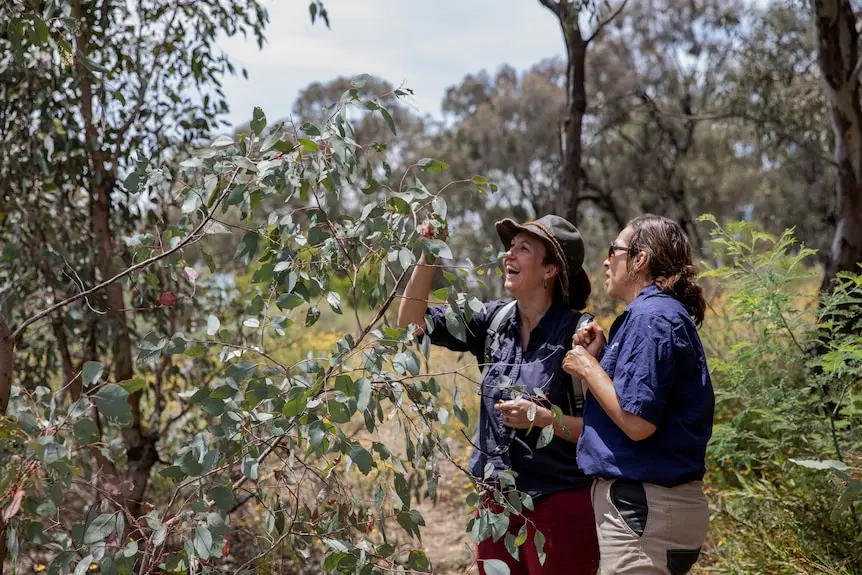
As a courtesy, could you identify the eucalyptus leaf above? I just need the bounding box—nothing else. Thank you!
[82,361,103,387]
[91,385,131,426]
[83,513,117,544]
[250,106,266,135]
[483,559,511,575]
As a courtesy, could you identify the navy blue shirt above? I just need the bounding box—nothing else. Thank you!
[426,299,592,498]
[577,285,714,487]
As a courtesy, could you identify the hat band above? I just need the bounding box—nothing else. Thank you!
[525,220,570,295]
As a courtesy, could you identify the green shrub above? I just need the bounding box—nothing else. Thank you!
[697,215,861,574]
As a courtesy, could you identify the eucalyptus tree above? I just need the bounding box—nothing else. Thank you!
[1,0,266,568]
[809,0,862,289]
[0,71,541,573]
[535,0,628,225]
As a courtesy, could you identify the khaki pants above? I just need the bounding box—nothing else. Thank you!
[592,478,708,575]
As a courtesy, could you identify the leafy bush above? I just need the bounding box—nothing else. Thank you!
[697,215,861,574]
[0,76,557,575]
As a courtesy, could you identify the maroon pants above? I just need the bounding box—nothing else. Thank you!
[477,486,599,575]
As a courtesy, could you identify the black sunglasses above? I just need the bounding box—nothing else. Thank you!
[608,243,631,260]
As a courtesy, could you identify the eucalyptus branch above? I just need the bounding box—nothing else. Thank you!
[586,0,629,43]
[226,265,412,499]
[536,0,562,17]
[12,167,242,340]
[186,339,289,374]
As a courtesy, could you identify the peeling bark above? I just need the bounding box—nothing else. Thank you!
[813,0,862,290]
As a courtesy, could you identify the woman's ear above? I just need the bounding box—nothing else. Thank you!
[544,263,559,282]
[633,251,649,274]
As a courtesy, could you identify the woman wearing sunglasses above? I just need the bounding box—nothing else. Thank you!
[563,215,714,575]
[399,215,599,574]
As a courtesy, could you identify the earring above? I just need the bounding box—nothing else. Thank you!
[543,278,548,289]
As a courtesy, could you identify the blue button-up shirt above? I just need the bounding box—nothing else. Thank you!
[426,299,592,498]
[577,285,714,487]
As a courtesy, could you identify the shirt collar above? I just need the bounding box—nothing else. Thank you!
[627,284,663,309]
[608,286,664,345]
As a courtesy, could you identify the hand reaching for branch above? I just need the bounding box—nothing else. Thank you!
[420,219,448,242]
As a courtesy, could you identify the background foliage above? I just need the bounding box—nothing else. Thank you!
[1,0,862,573]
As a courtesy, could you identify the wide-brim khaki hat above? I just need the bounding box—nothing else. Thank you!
[495,214,587,308]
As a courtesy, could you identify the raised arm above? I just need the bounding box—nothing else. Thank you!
[398,221,446,330]
[397,253,436,330]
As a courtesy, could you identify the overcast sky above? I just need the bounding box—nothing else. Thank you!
[217,0,568,128]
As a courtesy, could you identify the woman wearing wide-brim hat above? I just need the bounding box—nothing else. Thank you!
[399,214,600,575]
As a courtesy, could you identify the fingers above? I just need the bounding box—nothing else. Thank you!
[562,346,590,375]
[572,327,585,346]
[573,345,591,361]
[496,400,527,427]
[496,399,529,410]
[419,220,436,239]
[420,219,449,241]
[573,322,597,347]
[497,402,517,427]
[575,346,596,368]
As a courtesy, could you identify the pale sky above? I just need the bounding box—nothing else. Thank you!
[217,0,568,127]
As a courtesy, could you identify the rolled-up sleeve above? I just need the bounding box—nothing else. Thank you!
[424,300,505,359]
[612,314,675,425]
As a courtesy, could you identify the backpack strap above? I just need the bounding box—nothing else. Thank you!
[570,311,594,415]
[482,300,517,375]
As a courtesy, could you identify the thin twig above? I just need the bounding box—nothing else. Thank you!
[113,6,180,160]
[12,167,242,339]
[586,0,629,43]
[226,266,412,498]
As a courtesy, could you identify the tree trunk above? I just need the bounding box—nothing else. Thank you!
[51,315,79,399]
[72,0,156,518]
[557,22,588,225]
[0,316,12,417]
[540,0,626,227]
[813,0,862,290]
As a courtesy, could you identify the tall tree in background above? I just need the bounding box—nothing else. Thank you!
[437,62,566,217]
[583,0,749,252]
[536,0,627,224]
[811,0,862,290]
[726,3,834,258]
